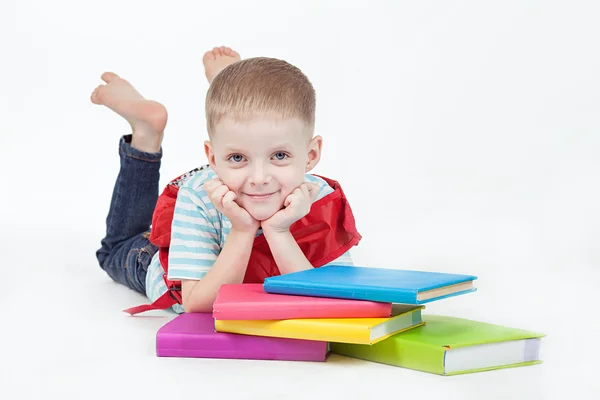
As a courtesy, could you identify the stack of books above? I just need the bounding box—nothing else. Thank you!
[155,266,545,376]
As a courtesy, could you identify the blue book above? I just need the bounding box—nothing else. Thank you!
[263,266,477,304]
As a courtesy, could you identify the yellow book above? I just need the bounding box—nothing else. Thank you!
[214,305,425,345]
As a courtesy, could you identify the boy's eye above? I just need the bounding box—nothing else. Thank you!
[229,154,245,163]
[273,152,288,160]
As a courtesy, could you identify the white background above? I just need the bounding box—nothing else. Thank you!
[1,1,598,399]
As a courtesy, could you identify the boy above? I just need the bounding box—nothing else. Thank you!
[93,46,361,315]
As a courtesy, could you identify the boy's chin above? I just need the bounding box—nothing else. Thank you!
[245,205,282,222]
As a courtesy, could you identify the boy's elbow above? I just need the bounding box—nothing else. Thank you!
[183,300,213,313]
[181,279,214,313]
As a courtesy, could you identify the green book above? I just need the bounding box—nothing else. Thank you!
[330,314,545,376]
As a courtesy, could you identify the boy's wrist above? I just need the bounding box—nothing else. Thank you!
[262,228,293,247]
[261,225,290,237]
[262,227,314,274]
[229,226,260,239]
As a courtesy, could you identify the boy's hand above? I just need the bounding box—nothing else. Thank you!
[261,183,320,234]
[203,179,260,233]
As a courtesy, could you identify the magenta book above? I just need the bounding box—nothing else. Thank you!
[156,312,328,361]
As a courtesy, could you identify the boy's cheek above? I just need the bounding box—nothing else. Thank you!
[214,170,241,192]
[279,167,306,190]
[285,178,309,198]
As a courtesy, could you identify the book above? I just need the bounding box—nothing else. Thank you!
[330,314,545,375]
[213,283,393,320]
[263,265,477,304]
[156,312,328,361]
[214,304,424,345]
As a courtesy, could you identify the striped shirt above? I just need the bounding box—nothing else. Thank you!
[145,165,354,313]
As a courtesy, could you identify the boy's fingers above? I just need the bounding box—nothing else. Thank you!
[222,191,237,207]
[210,185,229,207]
[310,184,320,202]
[203,179,220,194]
[305,182,319,196]
[283,189,299,208]
[216,186,230,199]
[300,184,310,199]
[204,178,221,186]
[291,189,303,203]
[298,183,319,203]
[284,195,294,208]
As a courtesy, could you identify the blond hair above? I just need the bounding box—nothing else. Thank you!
[205,57,316,135]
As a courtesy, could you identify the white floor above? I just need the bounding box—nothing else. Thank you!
[1,231,598,400]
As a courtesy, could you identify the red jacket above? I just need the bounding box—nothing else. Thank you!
[123,169,361,315]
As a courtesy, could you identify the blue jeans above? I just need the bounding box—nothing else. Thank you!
[96,134,161,295]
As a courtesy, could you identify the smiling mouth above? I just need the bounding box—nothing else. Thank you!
[243,191,279,200]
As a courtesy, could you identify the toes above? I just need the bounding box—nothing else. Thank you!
[90,85,104,104]
[101,72,120,83]
[223,47,240,61]
[202,50,215,62]
[205,46,240,63]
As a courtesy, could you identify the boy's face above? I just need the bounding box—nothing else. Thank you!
[204,116,322,221]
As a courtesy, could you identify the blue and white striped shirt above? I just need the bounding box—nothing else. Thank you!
[145,165,353,313]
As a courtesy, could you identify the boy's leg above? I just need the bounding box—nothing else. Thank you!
[92,45,240,293]
[92,72,167,294]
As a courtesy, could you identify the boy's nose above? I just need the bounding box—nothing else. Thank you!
[249,166,270,186]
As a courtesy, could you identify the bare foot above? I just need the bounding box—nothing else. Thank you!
[91,72,167,153]
[203,46,241,84]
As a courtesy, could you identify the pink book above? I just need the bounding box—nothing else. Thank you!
[156,312,328,361]
[212,283,392,320]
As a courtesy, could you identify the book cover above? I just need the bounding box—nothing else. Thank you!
[214,305,424,345]
[213,283,392,320]
[330,314,545,375]
[156,312,328,361]
[263,265,477,304]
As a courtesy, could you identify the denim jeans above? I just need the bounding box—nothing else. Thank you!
[96,134,160,295]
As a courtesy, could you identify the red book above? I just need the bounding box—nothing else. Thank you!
[213,284,392,320]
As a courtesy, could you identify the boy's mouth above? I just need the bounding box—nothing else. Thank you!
[243,190,279,201]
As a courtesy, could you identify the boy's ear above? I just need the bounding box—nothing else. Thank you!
[204,140,217,171]
[305,135,323,172]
